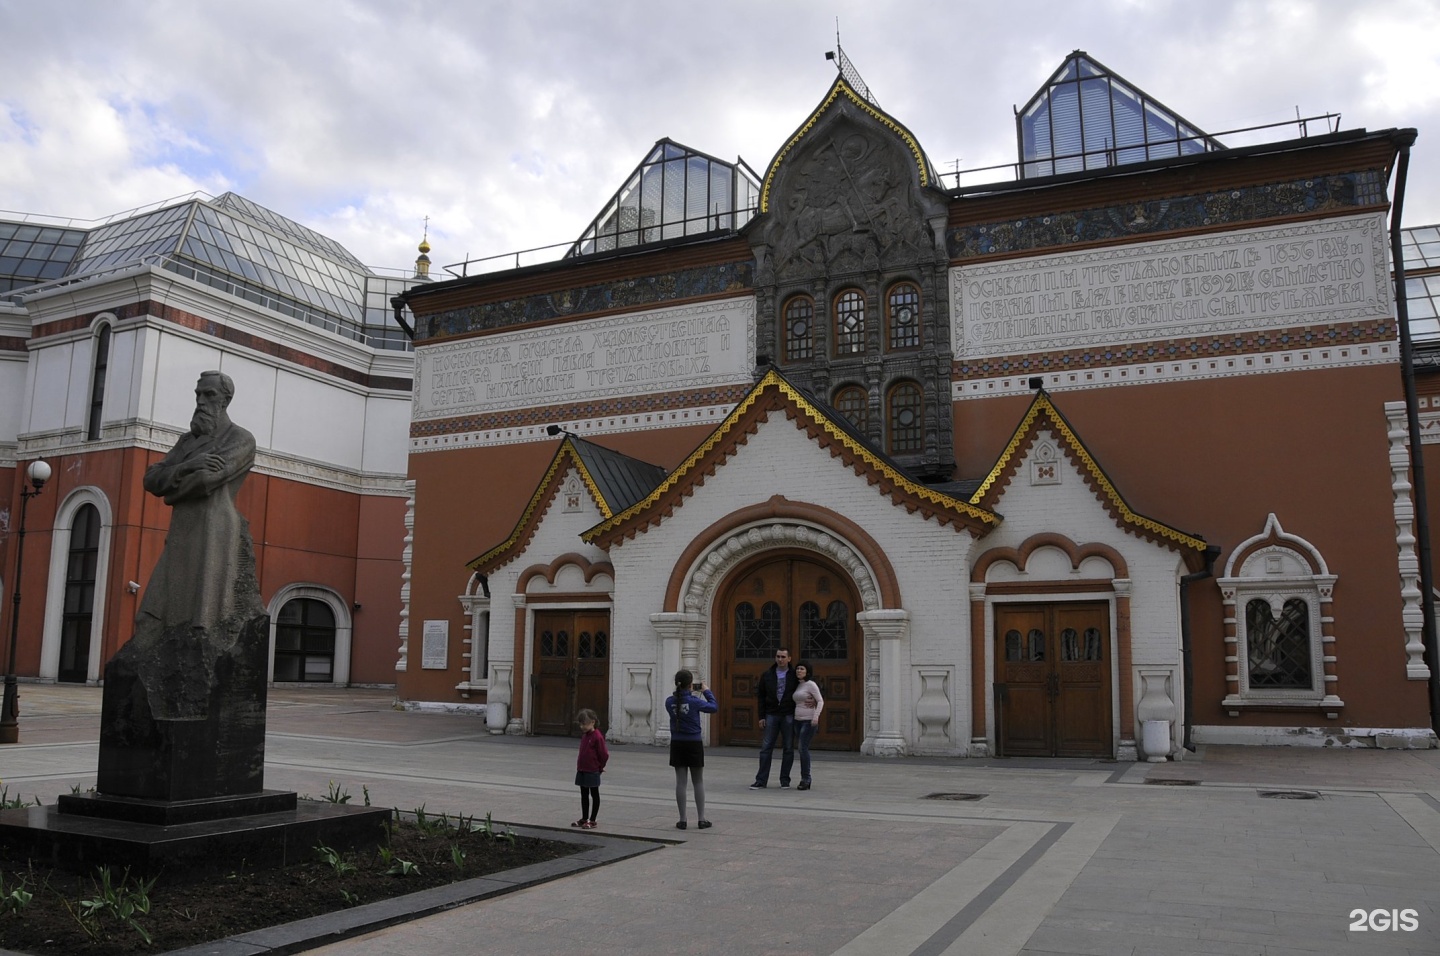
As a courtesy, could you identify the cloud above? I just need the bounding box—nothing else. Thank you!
[2,0,1437,269]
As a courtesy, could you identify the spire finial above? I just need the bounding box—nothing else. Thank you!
[414,216,432,279]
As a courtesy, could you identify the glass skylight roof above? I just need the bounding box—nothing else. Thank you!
[1403,226,1440,342]
[3,193,416,350]
[570,140,759,257]
[0,221,87,294]
[1018,51,1223,178]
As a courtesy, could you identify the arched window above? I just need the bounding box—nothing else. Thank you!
[887,283,921,350]
[58,504,100,683]
[735,601,781,658]
[783,295,814,362]
[833,385,868,432]
[274,598,337,682]
[1218,514,1341,714]
[87,324,111,441]
[833,290,866,355]
[887,382,923,454]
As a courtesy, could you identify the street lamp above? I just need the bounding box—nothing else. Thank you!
[0,458,51,744]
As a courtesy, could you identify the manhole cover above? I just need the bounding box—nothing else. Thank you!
[1145,778,1199,786]
[922,792,986,801]
[1258,789,1320,800]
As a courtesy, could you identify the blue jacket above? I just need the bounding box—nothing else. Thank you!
[666,689,718,741]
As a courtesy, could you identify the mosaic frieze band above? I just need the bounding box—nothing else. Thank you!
[413,298,755,421]
[417,260,755,342]
[951,318,1394,378]
[953,214,1390,358]
[409,383,752,440]
[0,336,26,353]
[946,170,1387,260]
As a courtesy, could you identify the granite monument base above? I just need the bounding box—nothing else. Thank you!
[97,611,271,801]
[0,799,391,876]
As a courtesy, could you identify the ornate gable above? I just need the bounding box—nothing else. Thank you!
[468,439,616,573]
[583,369,998,548]
[972,390,1208,561]
[754,79,946,282]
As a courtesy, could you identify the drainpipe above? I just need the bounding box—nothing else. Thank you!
[1180,545,1222,752]
[390,296,417,341]
[1389,131,1440,736]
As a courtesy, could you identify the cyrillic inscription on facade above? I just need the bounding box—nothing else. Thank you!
[413,298,755,420]
[952,213,1389,358]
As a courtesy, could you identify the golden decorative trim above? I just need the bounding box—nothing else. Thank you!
[971,394,1207,552]
[583,370,996,544]
[469,440,610,571]
[760,79,931,214]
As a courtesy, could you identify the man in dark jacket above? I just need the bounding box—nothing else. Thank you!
[751,648,799,789]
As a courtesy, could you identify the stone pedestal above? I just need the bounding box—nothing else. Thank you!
[1,800,390,876]
[97,612,271,801]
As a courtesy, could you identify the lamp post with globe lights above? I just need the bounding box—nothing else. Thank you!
[0,458,52,744]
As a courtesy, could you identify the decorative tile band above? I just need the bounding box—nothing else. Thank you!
[953,338,1396,400]
[947,170,1387,260]
[952,319,1393,380]
[417,260,755,342]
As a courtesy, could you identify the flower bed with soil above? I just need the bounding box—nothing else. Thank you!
[0,806,581,956]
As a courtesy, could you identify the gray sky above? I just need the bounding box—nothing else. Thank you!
[2,0,1437,273]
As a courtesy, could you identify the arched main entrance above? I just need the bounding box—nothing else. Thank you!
[714,553,863,751]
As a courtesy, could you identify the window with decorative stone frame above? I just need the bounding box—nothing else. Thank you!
[1218,514,1343,717]
[782,294,814,362]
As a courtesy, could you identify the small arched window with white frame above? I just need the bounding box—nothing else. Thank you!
[1217,514,1342,716]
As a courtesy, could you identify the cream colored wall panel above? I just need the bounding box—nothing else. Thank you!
[271,370,366,469]
[152,333,224,430]
[362,394,412,475]
[0,354,27,444]
[27,344,76,434]
[219,358,278,450]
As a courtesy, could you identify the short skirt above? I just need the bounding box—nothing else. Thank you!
[669,739,705,768]
[574,771,602,787]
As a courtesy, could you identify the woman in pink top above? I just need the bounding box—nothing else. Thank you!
[792,661,824,791]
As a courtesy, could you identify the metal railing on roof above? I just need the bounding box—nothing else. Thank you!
[0,192,218,231]
[7,254,412,352]
[942,112,1344,190]
[440,208,758,279]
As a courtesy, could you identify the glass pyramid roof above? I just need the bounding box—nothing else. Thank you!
[570,140,760,257]
[2,193,416,350]
[1018,51,1223,178]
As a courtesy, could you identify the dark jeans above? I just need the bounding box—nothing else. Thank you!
[796,720,817,783]
[755,714,795,786]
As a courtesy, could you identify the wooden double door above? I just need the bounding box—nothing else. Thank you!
[531,609,610,736]
[995,602,1112,757]
[715,555,862,751]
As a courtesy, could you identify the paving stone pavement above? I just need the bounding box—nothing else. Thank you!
[1,684,1438,955]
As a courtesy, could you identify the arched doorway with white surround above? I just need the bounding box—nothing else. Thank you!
[39,487,114,685]
[266,584,352,686]
[652,500,911,756]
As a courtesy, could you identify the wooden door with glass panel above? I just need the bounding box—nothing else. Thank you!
[531,609,610,736]
[995,602,1111,757]
[716,555,862,750]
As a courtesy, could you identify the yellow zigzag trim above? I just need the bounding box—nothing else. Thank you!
[760,79,930,214]
[470,441,611,570]
[583,371,996,543]
[971,395,1206,552]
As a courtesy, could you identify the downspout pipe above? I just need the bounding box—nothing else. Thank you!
[1388,131,1440,736]
[1181,545,1222,753]
[390,296,417,341]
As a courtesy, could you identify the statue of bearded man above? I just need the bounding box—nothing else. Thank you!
[137,370,259,633]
